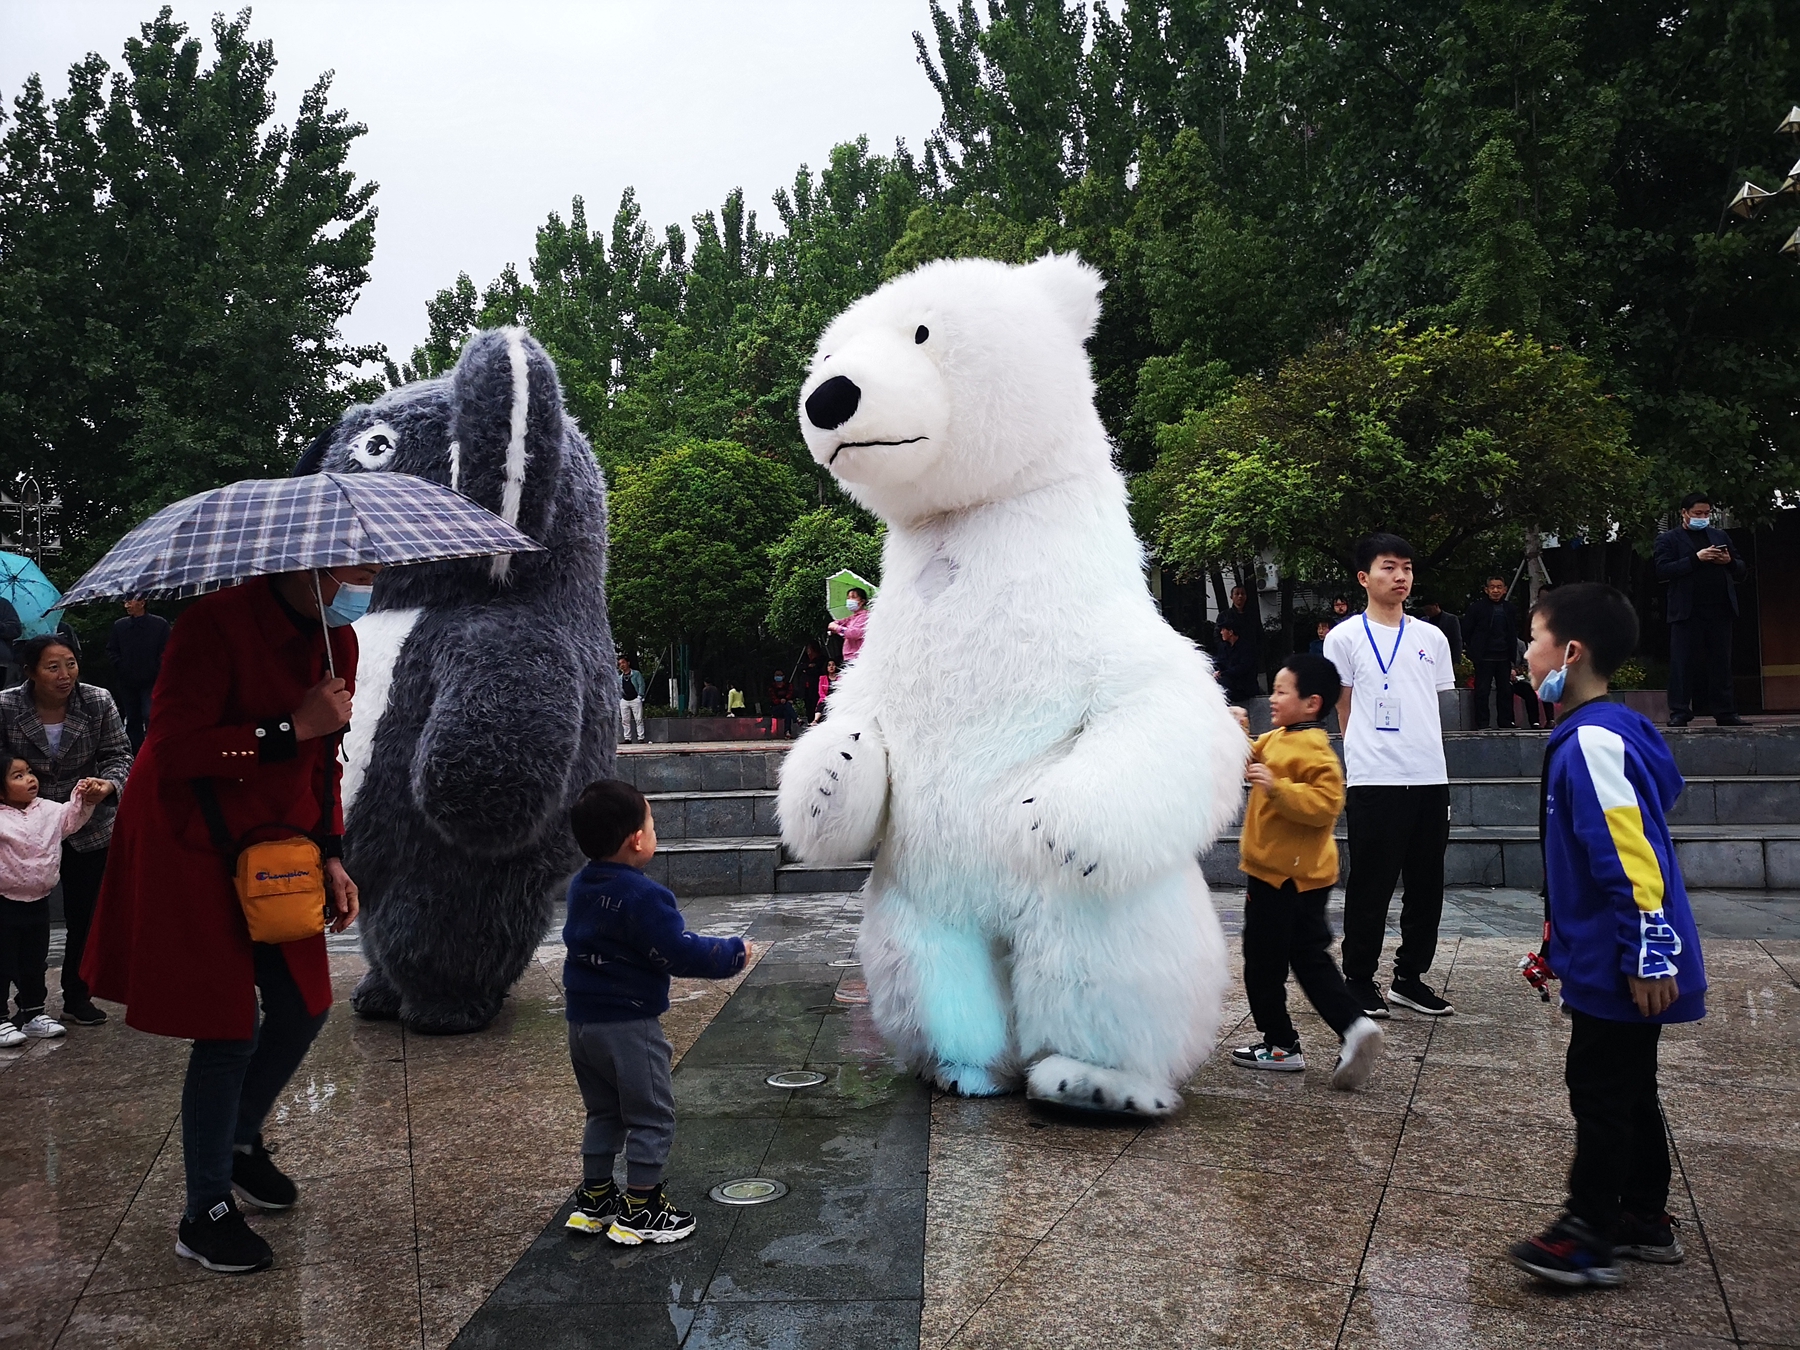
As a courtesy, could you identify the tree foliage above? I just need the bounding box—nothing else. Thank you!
[1140,326,1646,580]
[0,7,379,576]
[765,508,885,646]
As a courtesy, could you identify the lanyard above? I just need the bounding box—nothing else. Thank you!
[1362,614,1405,689]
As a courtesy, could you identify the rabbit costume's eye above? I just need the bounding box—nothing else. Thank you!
[350,422,399,469]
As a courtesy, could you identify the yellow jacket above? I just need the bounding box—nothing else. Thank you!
[1238,724,1344,890]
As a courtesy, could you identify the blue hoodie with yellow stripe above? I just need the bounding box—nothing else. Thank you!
[1543,699,1707,1024]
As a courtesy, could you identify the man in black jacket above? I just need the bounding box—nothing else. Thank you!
[106,596,170,748]
[1462,578,1519,729]
[1653,493,1749,727]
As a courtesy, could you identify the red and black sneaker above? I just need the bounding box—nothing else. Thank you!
[1507,1215,1622,1287]
[1614,1210,1684,1264]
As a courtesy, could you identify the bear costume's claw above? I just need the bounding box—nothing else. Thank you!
[777,721,889,864]
[933,1062,1010,1097]
[1026,1054,1180,1117]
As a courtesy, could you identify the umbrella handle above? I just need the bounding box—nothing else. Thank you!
[310,570,337,680]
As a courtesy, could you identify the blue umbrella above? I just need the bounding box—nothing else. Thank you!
[60,472,543,607]
[0,552,64,638]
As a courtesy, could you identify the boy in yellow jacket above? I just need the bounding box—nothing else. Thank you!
[1231,653,1386,1090]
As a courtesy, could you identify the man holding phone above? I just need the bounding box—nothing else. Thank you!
[1653,493,1749,727]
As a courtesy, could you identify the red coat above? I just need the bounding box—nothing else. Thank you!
[83,578,357,1040]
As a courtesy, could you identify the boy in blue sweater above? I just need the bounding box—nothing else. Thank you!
[561,779,747,1244]
[1507,584,1707,1288]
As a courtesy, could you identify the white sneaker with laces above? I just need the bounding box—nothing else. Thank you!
[0,1021,25,1047]
[19,1014,65,1039]
[1331,1016,1385,1091]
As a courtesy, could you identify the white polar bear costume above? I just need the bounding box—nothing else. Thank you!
[778,253,1246,1116]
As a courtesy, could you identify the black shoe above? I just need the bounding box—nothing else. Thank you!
[232,1138,298,1210]
[1714,714,1748,727]
[1614,1210,1685,1264]
[606,1185,697,1245]
[1347,979,1390,1020]
[1388,975,1454,1016]
[565,1179,620,1235]
[60,1000,107,1026]
[1507,1214,1621,1287]
[176,1198,274,1274]
[1668,714,1691,728]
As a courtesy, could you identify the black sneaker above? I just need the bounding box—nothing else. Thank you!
[606,1186,697,1245]
[60,1000,108,1026]
[1614,1210,1685,1264]
[231,1138,298,1210]
[1388,975,1454,1016]
[565,1179,620,1235]
[175,1198,274,1274]
[1507,1214,1621,1287]
[1348,979,1390,1020]
[1230,1041,1306,1072]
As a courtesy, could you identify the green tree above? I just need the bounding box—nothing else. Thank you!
[606,440,806,666]
[765,508,885,646]
[0,7,380,576]
[1140,326,1647,580]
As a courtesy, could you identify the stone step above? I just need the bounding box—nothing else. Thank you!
[615,743,786,793]
[643,836,780,897]
[646,789,779,839]
[1439,726,1800,779]
[1228,776,1800,828]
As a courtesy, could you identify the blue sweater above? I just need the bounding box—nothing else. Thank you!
[1543,700,1706,1024]
[562,861,746,1023]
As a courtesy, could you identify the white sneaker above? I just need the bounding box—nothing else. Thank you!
[1331,1016,1385,1091]
[0,1021,25,1047]
[19,1014,65,1039]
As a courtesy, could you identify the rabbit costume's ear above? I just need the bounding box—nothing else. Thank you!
[449,327,568,576]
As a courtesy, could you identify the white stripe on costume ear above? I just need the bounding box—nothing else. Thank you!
[448,440,461,492]
[490,327,531,581]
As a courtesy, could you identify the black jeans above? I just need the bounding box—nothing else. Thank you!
[1667,614,1735,718]
[1510,677,1545,728]
[1341,783,1450,985]
[0,897,51,1020]
[1565,1010,1670,1230]
[1242,876,1365,1049]
[58,843,108,1006]
[120,682,155,748]
[181,944,328,1219]
[1471,658,1516,728]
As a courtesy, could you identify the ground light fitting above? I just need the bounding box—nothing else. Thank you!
[765,1070,827,1089]
[710,1178,789,1205]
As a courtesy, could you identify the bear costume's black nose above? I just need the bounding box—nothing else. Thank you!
[805,375,861,431]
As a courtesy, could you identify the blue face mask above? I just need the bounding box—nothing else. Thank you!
[1686,515,1710,530]
[1536,643,1574,703]
[321,581,373,627]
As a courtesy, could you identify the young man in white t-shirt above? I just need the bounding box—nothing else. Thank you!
[1322,533,1457,1019]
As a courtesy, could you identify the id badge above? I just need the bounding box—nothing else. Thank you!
[1373,696,1402,731]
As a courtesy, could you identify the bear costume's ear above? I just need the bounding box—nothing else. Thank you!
[449,327,566,566]
[1024,252,1103,341]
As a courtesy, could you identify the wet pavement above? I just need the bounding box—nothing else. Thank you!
[5,888,1798,1348]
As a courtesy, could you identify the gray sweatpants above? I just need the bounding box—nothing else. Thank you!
[569,1017,676,1188]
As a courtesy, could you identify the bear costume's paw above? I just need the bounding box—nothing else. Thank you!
[933,1062,1011,1097]
[777,720,889,865]
[1015,785,1108,889]
[351,968,402,1021]
[1026,1054,1181,1118]
[402,994,505,1037]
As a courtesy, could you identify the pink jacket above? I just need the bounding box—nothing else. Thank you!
[0,796,96,902]
[828,607,870,663]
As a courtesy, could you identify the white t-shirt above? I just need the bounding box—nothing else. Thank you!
[1323,614,1454,787]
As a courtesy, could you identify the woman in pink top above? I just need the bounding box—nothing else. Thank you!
[829,588,871,664]
[812,660,840,725]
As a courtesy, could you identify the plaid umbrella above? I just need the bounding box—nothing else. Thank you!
[60,472,544,606]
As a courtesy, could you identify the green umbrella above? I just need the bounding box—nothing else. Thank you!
[826,569,878,622]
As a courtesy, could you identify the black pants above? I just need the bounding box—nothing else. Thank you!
[1565,1010,1670,1230]
[1471,658,1515,728]
[1667,614,1735,718]
[1341,783,1450,984]
[181,943,327,1219]
[1510,677,1545,728]
[119,682,155,748]
[1243,876,1365,1049]
[0,897,51,1020]
[58,843,108,1006]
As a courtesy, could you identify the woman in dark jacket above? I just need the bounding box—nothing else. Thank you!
[0,634,134,1028]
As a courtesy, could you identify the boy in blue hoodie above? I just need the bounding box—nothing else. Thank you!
[561,779,747,1245]
[1507,584,1707,1288]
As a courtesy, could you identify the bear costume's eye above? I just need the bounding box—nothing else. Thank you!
[915,325,929,344]
[350,421,399,469]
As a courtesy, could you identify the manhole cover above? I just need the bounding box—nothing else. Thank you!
[828,958,861,968]
[834,980,870,1006]
[765,1070,827,1089]
[709,1177,789,1206]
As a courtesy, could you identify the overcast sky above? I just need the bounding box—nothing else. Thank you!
[0,1,944,361]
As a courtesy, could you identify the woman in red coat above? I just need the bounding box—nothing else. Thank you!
[84,567,374,1275]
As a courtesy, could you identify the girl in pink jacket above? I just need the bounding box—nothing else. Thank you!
[828,588,871,664]
[1,759,105,1043]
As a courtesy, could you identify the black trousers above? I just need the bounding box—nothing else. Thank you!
[1510,677,1545,729]
[1667,614,1735,718]
[1341,783,1450,984]
[0,897,51,1019]
[1471,658,1516,728]
[119,682,155,748]
[58,844,108,1005]
[181,943,328,1218]
[1565,1011,1670,1230]
[1243,876,1364,1048]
